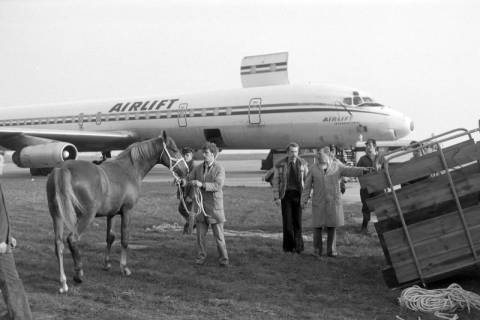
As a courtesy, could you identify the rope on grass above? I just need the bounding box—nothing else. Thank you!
[398,283,480,318]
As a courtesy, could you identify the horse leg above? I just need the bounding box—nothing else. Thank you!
[120,209,132,276]
[67,213,95,284]
[103,216,115,271]
[52,217,69,293]
[67,232,83,283]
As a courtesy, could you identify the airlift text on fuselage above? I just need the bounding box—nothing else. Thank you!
[108,99,179,113]
[322,115,353,123]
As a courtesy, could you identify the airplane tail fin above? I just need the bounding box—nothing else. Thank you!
[240,52,289,88]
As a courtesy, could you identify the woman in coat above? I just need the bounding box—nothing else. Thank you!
[301,147,369,257]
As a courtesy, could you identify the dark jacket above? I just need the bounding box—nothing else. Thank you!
[272,156,308,200]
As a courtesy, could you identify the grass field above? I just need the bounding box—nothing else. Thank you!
[1,177,480,319]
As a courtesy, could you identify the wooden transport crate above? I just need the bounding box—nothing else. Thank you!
[358,128,480,288]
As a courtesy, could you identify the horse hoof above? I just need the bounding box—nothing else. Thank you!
[59,286,68,294]
[73,275,83,283]
[103,263,112,271]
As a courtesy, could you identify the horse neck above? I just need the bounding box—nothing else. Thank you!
[135,155,159,180]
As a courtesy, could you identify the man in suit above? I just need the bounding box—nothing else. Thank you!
[0,185,32,320]
[188,142,229,267]
[272,142,308,254]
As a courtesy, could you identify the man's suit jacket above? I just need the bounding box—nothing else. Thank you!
[188,161,226,224]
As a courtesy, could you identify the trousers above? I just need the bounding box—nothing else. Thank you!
[281,190,304,253]
[0,253,32,320]
[313,227,337,255]
[196,221,229,265]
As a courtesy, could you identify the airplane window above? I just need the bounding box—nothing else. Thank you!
[26,120,31,125]
[353,96,362,105]
[358,97,384,107]
[343,97,352,105]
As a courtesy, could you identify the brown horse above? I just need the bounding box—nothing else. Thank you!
[46,131,189,293]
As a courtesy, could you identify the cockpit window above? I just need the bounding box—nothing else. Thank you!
[342,96,384,107]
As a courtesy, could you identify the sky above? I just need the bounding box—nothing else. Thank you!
[0,0,479,141]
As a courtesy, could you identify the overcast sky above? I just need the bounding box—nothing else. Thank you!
[0,0,479,141]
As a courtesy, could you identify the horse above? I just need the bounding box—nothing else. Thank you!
[46,131,189,293]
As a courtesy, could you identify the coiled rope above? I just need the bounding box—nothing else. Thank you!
[399,284,480,319]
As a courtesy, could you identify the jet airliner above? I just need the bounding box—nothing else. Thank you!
[0,52,413,175]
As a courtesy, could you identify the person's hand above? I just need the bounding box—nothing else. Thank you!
[341,184,346,194]
[191,180,203,188]
[274,199,281,207]
[363,167,374,174]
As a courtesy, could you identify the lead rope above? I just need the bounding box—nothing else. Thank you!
[398,284,480,319]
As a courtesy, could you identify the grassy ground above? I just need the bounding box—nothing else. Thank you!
[1,177,480,319]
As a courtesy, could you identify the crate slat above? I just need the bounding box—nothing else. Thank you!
[359,140,480,193]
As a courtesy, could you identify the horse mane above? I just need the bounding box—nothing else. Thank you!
[117,136,179,165]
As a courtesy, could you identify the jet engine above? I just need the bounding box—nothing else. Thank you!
[12,142,78,168]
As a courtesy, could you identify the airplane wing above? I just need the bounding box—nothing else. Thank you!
[0,127,138,151]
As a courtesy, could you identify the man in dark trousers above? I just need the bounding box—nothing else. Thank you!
[0,185,32,320]
[356,138,381,234]
[272,142,309,254]
[177,147,195,234]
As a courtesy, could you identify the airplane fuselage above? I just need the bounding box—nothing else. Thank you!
[0,84,412,152]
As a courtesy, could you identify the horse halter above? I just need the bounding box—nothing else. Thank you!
[160,142,189,181]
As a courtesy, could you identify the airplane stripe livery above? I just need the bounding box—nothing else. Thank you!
[0,52,413,175]
[0,104,390,127]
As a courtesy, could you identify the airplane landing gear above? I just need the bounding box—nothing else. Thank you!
[30,167,53,176]
[93,151,112,165]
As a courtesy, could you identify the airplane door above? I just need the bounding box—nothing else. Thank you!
[248,98,262,125]
[178,103,188,127]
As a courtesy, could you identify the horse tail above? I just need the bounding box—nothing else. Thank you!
[52,167,85,235]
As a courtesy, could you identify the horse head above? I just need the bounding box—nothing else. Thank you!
[158,131,189,181]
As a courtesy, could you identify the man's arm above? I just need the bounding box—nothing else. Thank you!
[203,165,225,192]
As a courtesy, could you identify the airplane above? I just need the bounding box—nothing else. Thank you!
[0,52,413,175]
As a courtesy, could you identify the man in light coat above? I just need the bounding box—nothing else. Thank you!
[301,147,369,257]
[0,184,33,320]
[272,142,309,254]
[188,142,229,267]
